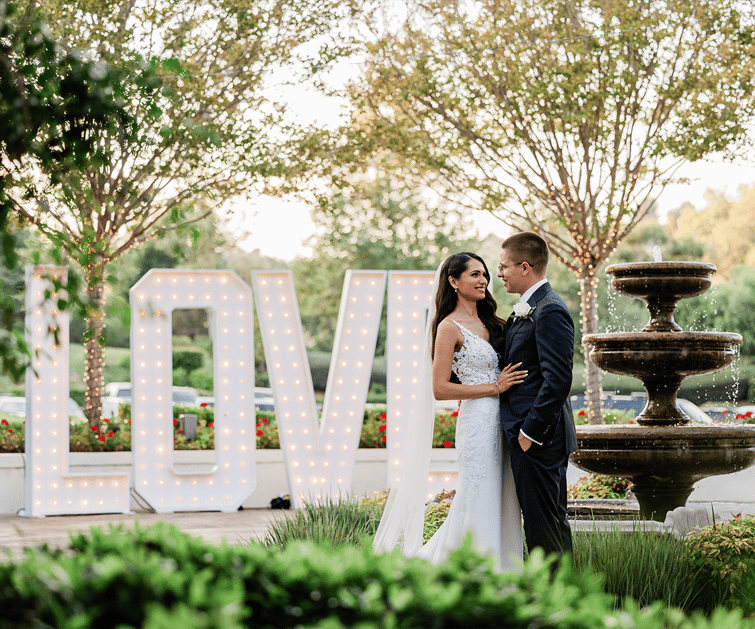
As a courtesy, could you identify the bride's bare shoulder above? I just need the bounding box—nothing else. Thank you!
[436,317,464,344]
[437,317,460,333]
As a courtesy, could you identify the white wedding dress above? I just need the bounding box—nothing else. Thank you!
[416,321,523,570]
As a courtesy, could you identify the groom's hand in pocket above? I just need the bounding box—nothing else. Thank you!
[518,432,533,452]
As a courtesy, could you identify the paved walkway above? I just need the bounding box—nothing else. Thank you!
[2,501,753,563]
[0,508,288,561]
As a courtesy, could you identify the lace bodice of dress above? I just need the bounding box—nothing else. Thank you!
[451,321,499,385]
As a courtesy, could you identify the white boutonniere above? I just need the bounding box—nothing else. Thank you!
[513,303,535,320]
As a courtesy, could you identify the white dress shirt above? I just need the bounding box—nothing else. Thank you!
[516,278,547,446]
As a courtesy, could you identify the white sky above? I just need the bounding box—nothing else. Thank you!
[233,158,755,261]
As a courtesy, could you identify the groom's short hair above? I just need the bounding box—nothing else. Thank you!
[501,232,549,274]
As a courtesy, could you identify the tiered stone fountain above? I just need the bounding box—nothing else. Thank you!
[572,261,755,521]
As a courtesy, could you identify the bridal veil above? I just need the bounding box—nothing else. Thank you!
[372,261,443,555]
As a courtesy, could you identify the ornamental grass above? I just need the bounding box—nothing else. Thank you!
[262,494,384,549]
[573,523,718,614]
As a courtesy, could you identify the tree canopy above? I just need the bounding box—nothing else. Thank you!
[293,173,474,352]
[6,0,357,423]
[343,0,755,421]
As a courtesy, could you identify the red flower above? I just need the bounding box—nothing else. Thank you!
[208,422,214,428]
[378,425,386,432]
[256,429,263,437]
[200,402,208,407]
[98,435,106,442]
[256,422,261,428]
[103,418,110,423]
[450,411,459,418]
[578,410,587,417]
[107,431,114,438]
[173,418,178,426]
[381,435,387,443]
[379,412,387,420]
[177,429,183,434]
[7,428,12,434]
[443,440,452,448]
[0,419,7,425]
[262,418,268,424]
[91,426,99,433]
[747,412,754,418]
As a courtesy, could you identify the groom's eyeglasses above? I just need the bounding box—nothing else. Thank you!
[497,262,525,272]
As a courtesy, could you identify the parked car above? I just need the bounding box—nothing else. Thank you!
[0,396,86,422]
[570,392,714,423]
[101,383,200,418]
[677,398,714,424]
[435,399,461,413]
[194,387,276,412]
[253,387,275,413]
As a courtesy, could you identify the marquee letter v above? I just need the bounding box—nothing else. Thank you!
[251,270,386,507]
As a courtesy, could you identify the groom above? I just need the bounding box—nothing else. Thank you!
[497,232,577,556]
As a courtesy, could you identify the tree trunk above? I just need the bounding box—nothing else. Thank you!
[83,265,107,428]
[580,269,603,425]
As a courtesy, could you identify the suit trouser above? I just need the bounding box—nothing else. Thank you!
[509,438,572,557]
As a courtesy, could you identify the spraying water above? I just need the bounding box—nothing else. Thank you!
[653,245,662,262]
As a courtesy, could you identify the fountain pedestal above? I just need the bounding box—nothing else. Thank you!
[573,261,755,521]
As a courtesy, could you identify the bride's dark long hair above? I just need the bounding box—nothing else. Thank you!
[431,252,506,358]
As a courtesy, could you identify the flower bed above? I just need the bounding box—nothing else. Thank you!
[0,405,460,453]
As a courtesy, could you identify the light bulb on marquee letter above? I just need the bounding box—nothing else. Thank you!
[131,270,255,513]
[252,270,385,508]
[23,266,129,517]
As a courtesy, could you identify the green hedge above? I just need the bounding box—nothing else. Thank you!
[173,350,204,373]
[0,523,753,629]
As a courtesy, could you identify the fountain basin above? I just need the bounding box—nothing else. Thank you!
[572,424,755,520]
[607,261,717,331]
[583,332,742,425]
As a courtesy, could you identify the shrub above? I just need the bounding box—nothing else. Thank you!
[568,473,631,499]
[0,522,752,629]
[255,412,279,449]
[358,407,458,448]
[686,513,755,615]
[0,419,24,452]
[433,409,457,447]
[69,388,86,408]
[359,406,388,448]
[574,408,636,425]
[172,366,189,386]
[188,367,213,391]
[0,404,457,452]
[70,419,131,452]
[423,499,452,542]
[172,350,204,373]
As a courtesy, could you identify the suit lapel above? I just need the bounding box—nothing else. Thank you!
[504,283,552,362]
[504,315,515,362]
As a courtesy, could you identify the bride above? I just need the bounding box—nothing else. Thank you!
[374,252,525,570]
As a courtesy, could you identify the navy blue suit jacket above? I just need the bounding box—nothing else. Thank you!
[499,282,577,455]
